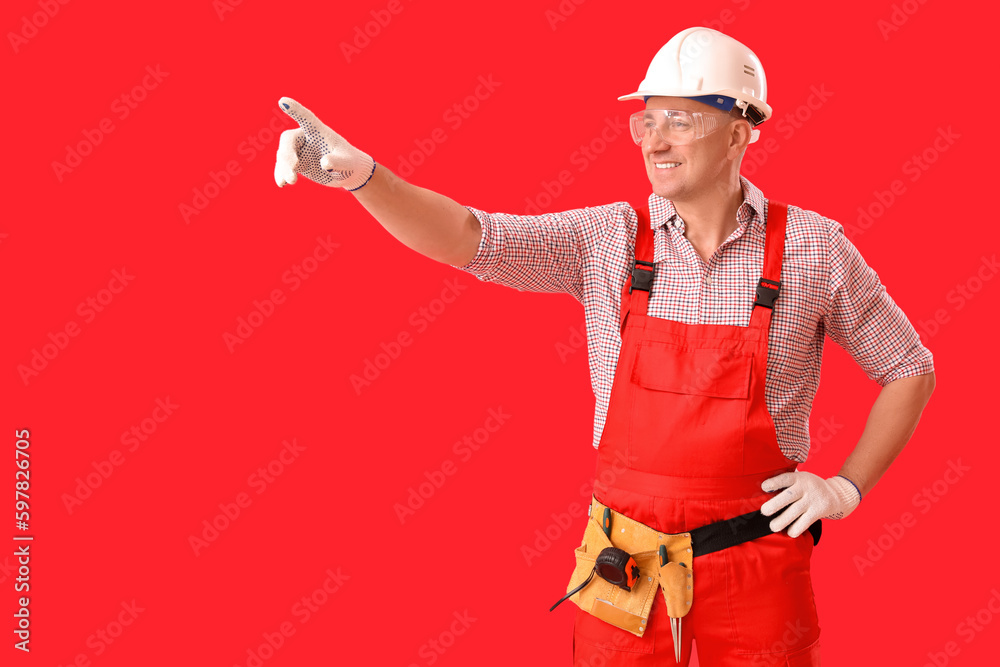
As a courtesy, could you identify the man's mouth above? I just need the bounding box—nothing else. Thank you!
[653,162,681,170]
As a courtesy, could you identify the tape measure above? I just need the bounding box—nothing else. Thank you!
[595,547,641,590]
[549,546,641,611]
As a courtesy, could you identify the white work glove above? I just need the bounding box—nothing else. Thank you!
[274,96,376,191]
[760,471,861,538]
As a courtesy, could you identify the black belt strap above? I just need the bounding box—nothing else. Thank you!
[549,510,822,611]
[691,511,822,558]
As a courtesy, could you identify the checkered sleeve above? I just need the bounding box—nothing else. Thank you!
[448,204,622,301]
[822,218,934,386]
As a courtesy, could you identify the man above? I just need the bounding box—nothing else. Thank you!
[274,26,934,666]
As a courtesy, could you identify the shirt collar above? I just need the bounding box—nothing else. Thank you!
[647,175,768,239]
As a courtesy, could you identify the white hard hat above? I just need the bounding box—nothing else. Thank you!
[618,27,771,144]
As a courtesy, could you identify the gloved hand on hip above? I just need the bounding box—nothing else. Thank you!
[760,471,862,538]
[274,96,376,191]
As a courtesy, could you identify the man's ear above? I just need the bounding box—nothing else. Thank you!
[727,119,753,160]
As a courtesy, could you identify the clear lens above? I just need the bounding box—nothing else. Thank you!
[629,109,732,146]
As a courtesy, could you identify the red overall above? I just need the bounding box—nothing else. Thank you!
[572,200,822,666]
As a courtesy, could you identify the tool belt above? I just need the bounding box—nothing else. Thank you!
[552,495,822,638]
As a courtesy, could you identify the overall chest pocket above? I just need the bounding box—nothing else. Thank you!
[628,340,753,476]
[631,341,752,398]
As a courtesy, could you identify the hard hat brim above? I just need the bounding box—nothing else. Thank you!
[618,89,772,122]
[617,89,716,102]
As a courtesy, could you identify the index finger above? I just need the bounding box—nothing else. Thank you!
[761,472,796,493]
[278,96,323,132]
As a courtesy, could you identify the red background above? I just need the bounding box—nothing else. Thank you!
[4,0,997,665]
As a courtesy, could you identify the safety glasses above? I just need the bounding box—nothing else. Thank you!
[628,109,734,146]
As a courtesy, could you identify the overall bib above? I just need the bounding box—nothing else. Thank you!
[572,200,822,666]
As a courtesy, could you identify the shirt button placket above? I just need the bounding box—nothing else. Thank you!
[701,263,712,321]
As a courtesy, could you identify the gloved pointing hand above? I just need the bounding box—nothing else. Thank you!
[274,96,376,191]
[760,471,861,538]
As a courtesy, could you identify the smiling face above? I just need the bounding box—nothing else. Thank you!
[641,96,752,203]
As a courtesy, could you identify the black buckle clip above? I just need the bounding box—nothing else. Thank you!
[629,259,655,294]
[754,277,781,309]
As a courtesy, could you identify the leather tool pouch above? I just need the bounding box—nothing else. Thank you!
[658,560,694,619]
[565,511,660,637]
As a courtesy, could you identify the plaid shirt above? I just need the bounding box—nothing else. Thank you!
[449,176,934,461]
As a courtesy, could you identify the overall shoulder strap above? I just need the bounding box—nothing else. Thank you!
[619,202,654,334]
[752,199,788,312]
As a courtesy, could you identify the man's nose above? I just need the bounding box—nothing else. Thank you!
[645,129,673,151]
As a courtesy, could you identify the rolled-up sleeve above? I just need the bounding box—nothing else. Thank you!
[448,203,621,300]
[822,218,934,386]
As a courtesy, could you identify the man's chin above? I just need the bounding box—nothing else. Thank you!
[650,184,682,200]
